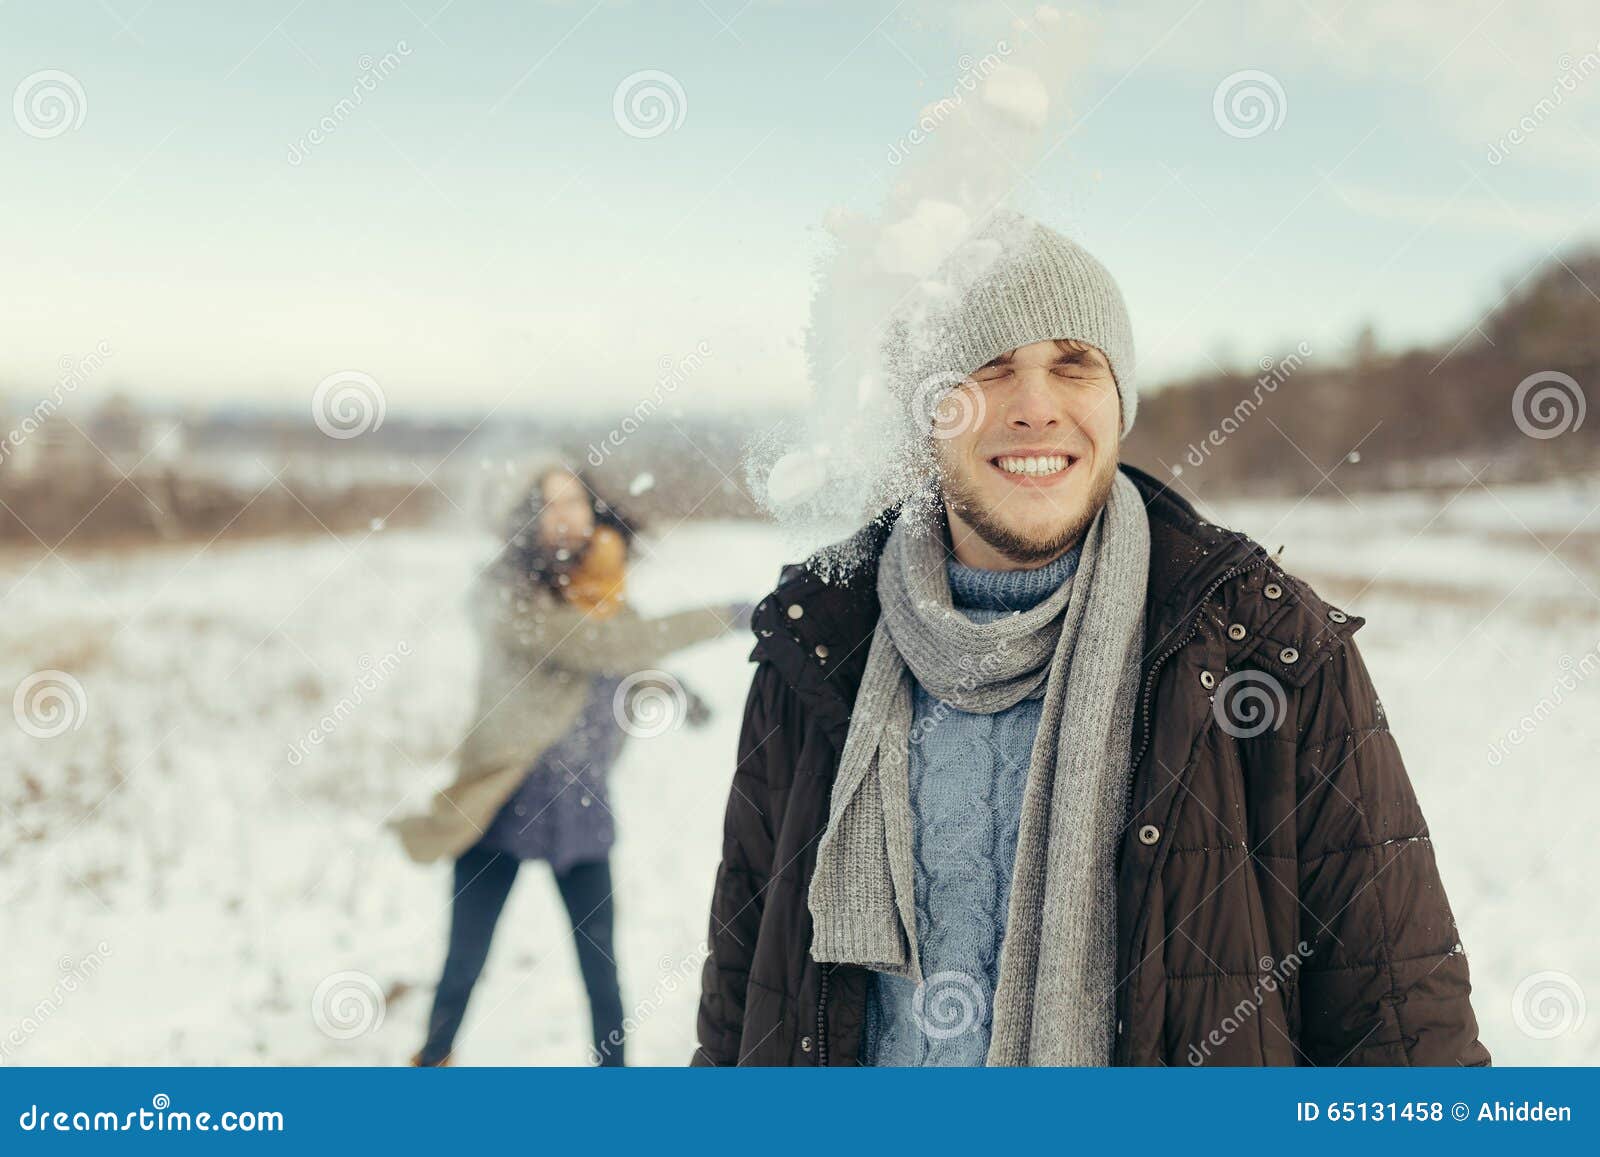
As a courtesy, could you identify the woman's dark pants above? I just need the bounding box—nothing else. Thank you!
[419,846,625,1066]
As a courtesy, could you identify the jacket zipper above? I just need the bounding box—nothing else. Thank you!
[1116,552,1270,1061]
[815,967,830,1066]
[1126,554,1269,803]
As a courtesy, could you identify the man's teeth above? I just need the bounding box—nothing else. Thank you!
[995,454,1071,476]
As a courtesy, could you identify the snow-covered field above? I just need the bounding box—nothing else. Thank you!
[4,476,1599,1066]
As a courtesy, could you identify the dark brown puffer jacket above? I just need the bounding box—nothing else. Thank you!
[693,464,1490,1067]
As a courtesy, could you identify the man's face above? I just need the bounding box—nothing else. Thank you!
[931,338,1121,568]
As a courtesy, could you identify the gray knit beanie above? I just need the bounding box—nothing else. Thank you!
[884,210,1137,436]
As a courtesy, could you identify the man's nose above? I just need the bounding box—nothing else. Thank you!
[1004,372,1064,431]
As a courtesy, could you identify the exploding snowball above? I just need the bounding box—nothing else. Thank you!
[875,199,971,277]
[765,449,830,508]
[980,65,1050,129]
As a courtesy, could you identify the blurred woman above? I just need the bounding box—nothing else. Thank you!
[394,463,745,1066]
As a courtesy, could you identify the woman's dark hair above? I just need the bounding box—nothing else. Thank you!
[495,465,639,596]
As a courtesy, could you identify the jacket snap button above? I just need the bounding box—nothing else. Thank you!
[1138,824,1161,845]
[1279,646,1299,664]
[1328,609,1347,623]
[800,1035,812,1052]
[1199,670,1215,689]
[814,644,829,659]
[1263,582,1283,600]
[787,604,804,620]
[1227,623,1247,641]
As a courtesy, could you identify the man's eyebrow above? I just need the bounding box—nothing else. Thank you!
[975,343,1104,371]
[1051,340,1103,364]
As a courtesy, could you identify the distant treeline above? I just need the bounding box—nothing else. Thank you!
[1122,248,1600,500]
[0,461,443,550]
[2,247,1594,548]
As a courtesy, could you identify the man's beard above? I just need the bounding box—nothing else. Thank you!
[938,453,1119,566]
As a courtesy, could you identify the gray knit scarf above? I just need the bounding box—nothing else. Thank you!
[808,470,1151,1065]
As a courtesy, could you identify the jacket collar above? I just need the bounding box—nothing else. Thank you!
[749,463,1270,751]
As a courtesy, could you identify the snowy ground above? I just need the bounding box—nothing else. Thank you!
[3,474,1598,1067]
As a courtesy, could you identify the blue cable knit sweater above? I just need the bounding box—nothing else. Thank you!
[862,542,1083,1066]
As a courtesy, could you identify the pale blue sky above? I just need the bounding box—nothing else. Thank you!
[3,0,1598,415]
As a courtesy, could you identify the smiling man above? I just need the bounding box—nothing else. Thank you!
[694,211,1489,1067]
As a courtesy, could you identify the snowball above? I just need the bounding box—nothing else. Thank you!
[875,199,971,277]
[765,449,830,507]
[981,65,1049,129]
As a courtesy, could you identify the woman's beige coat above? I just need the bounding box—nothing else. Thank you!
[392,575,734,863]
